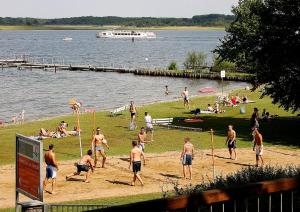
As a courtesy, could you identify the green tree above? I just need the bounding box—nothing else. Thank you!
[214,0,300,112]
[183,51,207,70]
[212,55,236,72]
[168,61,178,70]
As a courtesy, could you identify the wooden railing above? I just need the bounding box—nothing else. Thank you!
[89,177,300,212]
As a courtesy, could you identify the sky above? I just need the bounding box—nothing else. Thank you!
[0,0,238,18]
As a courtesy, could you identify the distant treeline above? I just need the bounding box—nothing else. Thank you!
[0,14,234,27]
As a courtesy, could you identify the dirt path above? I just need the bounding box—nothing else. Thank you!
[1,147,300,209]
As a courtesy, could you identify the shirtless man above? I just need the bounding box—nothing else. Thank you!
[129,140,145,186]
[252,128,264,167]
[225,125,237,160]
[43,144,58,194]
[180,137,194,180]
[129,101,137,130]
[91,128,109,168]
[138,127,150,165]
[181,87,190,109]
[66,150,94,183]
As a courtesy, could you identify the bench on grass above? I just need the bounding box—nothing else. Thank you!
[152,118,202,131]
[152,118,173,126]
[109,105,129,116]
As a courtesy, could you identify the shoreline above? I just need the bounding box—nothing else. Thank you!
[0,86,247,126]
[0,25,225,31]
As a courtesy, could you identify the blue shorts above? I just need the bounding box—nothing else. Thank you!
[132,161,141,173]
[46,165,57,179]
[96,146,104,151]
[182,154,192,166]
[228,140,236,149]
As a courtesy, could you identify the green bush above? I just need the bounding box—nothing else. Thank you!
[183,51,207,71]
[171,165,300,196]
[168,61,178,70]
[212,55,236,72]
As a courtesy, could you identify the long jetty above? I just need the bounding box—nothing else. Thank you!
[0,58,252,82]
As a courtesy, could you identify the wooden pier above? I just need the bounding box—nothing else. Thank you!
[0,59,253,82]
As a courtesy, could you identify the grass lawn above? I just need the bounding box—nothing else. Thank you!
[0,89,299,166]
[0,25,225,31]
[0,192,162,212]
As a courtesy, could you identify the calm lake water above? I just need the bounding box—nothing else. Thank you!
[0,30,248,121]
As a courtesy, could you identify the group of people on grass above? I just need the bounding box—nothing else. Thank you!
[38,121,79,139]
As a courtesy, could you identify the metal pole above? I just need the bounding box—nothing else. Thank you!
[76,113,83,157]
[291,191,294,212]
[268,194,272,212]
[221,77,224,97]
[280,193,282,212]
[210,129,215,182]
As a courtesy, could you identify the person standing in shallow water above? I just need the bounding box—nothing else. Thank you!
[165,85,169,95]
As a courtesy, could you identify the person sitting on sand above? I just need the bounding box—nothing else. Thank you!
[207,104,214,112]
[66,149,94,183]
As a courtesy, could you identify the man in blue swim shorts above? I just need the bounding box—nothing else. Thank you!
[180,137,194,180]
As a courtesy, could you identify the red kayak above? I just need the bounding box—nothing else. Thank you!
[199,87,217,93]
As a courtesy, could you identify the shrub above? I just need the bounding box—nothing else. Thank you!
[168,61,178,70]
[183,51,207,71]
[170,165,300,196]
[212,55,236,72]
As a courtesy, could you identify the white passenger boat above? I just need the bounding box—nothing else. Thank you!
[63,37,73,41]
[96,30,156,39]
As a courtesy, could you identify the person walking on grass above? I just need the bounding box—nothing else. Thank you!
[144,112,154,141]
[91,128,109,168]
[129,101,137,130]
[252,127,264,167]
[180,137,194,180]
[181,87,190,109]
[225,125,237,160]
[66,149,94,183]
[43,144,58,194]
[129,140,144,186]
